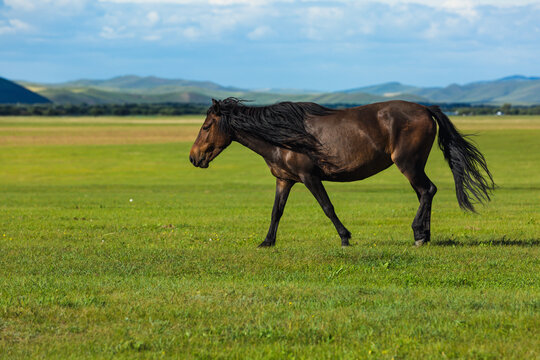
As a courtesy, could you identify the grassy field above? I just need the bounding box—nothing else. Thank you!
[0,115,539,359]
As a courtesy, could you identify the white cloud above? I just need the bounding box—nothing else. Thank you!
[247,26,274,40]
[86,0,540,45]
[440,0,478,20]
[99,25,133,39]
[3,0,540,46]
[97,0,540,5]
[370,0,540,6]
[98,0,288,4]
[146,11,160,26]
[4,0,36,11]
[89,0,272,42]
[182,26,200,39]
[100,26,118,39]
[301,6,346,40]
[4,0,88,12]
[0,19,32,35]
[143,34,161,41]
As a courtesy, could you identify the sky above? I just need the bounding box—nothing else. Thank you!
[1,0,539,91]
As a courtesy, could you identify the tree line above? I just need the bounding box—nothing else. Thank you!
[327,103,540,115]
[1,102,540,116]
[0,103,209,116]
[451,103,540,116]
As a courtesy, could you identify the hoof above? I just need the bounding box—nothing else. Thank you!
[257,241,275,248]
[414,238,429,247]
[340,231,352,247]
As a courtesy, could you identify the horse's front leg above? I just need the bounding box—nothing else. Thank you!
[301,175,351,246]
[258,178,295,247]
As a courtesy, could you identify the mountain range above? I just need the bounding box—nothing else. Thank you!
[7,75,540,105]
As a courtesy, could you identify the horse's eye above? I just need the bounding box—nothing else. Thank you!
[202,123,212,130]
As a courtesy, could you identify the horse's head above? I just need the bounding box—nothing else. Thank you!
[189,99,232,168]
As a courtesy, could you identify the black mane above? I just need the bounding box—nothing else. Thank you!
[209,97,336,155]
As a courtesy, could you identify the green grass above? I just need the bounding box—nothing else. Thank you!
[0,116,539,359]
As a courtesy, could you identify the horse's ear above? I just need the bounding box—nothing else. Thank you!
[211,98,221,115]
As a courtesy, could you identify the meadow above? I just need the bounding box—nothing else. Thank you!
[0,114,539,359]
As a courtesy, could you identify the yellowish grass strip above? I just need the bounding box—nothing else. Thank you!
[0,125,201,146]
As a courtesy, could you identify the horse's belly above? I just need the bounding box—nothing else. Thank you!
[321,155,393,182]
[319,135,394,182]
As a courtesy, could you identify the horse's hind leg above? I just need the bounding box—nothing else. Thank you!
[392,150,437,246]
[400,168,437,246]
[391,111,438,246]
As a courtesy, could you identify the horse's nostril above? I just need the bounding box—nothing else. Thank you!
[189,155,195,165]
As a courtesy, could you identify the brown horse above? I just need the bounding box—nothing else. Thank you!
[189,98,494,247]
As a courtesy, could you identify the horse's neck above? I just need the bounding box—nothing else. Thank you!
[234,131,279,161]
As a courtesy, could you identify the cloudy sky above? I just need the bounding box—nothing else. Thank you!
[1,0,539,90]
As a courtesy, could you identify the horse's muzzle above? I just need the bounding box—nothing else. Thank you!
[189,154,208,168]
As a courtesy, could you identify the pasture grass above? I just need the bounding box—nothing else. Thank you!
[0,115,539,359]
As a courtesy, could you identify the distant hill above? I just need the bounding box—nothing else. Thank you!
[33,87,210,105]
[15,74,540,105]
[24,86,397,106]
[19,76,404,105]
[408,76,540,104]
[0,77,51,104]
[19,76,254,104]
[339,76,540,105]
[46,75,244,93]
[341,82,420,96]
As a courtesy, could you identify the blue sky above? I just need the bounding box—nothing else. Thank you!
[1,0,539,91]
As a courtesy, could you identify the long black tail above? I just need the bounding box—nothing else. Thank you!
[428,106,495,212]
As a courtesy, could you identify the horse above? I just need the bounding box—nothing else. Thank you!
[189,98,494,247]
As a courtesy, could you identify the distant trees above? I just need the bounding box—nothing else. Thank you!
[452,103,540,116]
[328,103,540,116]
[0,103,209,116]
[1,102,540,116]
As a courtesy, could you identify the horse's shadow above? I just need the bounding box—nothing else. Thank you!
[432,236,540,247]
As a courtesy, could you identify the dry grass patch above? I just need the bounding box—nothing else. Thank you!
[0,116,204,125]
[451,115,540,130]
[0,125,201,146]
